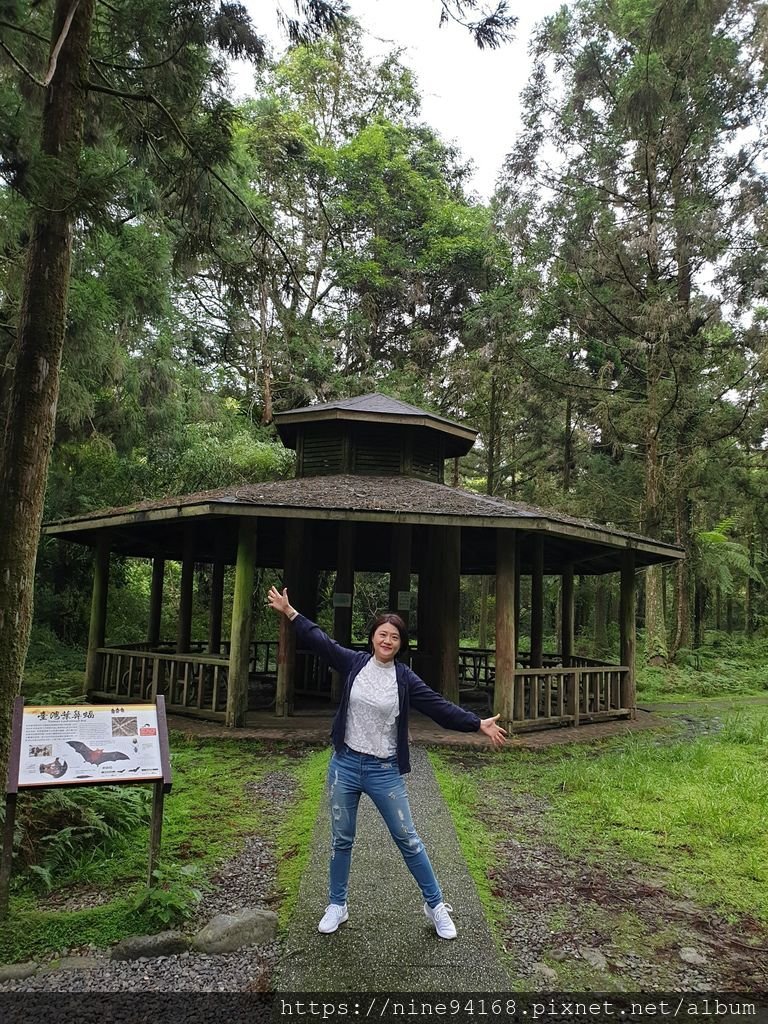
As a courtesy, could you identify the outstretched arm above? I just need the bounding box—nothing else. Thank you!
[267,586,362,676]
[407,670,507,748]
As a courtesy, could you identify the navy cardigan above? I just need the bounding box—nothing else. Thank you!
[291,613,481,775]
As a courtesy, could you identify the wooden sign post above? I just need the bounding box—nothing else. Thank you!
[0,695,172,919]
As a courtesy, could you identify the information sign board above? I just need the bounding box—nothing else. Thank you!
[18,703,163,787]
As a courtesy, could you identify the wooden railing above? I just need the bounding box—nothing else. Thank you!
[504,665,629,727]
[94,647,229,717]
[94,643,628,726]
[108,640,278,675]
[93,641,280,717]
[458,648,615,690]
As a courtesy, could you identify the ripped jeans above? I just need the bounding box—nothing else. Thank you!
[327,744,443,908]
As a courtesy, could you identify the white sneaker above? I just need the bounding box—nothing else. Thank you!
[424,901,457,939]
[318,903,349,933]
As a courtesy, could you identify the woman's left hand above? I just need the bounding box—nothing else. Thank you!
[479,714,507,748]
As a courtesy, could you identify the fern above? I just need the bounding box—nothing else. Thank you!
[14,785,152,886]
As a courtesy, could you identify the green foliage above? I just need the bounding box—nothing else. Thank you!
[486,0,768,660]
[637,632,768,701]
[427,752,502,934]
[11,785,152,886]
[697,521,764,598]
[134,864,210,930]
[433,706,768,925]
[21,626,85,703]
[0,736,311,960]
[275,747,330,928]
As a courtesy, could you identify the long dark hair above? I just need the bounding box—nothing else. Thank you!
[367,612,409,657]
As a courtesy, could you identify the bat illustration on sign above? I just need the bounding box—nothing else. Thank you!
[67,741,130,765]
[39,758,68,779]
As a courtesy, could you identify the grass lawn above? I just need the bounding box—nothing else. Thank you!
[0,735,326,964]
[431,704,768,928]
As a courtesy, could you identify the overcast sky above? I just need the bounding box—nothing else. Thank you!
[236,1,566,201]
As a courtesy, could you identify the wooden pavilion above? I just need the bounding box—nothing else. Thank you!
[44,393,684,732]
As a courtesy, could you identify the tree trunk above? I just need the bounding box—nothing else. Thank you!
[693,581,707,649]
[672,493,692,657]
[745,531,756,636]
[259,277,273,425]
[0,0,96,777]
[643,429,668,666]
[563,395,572,493]
[645,566,667,665]
[487,374,498,494]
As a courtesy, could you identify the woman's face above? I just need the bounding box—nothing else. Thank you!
[372,623,402,663]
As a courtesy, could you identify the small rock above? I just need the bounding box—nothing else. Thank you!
[0,961,38,981]
[111,931,191,961]
[679,947,707,966]
[532,962,558,984]
[41,956,101,972]
[549,949,569,961]
[579,946,608,969]
[192,908,278,954]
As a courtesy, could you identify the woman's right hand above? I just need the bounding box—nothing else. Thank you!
[267,586,293,617]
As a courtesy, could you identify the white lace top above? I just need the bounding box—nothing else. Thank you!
[344,657,399,758]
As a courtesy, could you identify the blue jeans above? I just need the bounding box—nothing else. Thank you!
[327,745,443,908]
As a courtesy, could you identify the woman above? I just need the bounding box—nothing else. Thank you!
[267,585,506,940]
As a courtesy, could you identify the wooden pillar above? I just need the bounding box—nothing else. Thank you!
[388,523,413,625]
[416,529,438,683]
[85,539,110,695]
[331,522,355,702]
[226,519,257,728]
[147,557,164,647]
[177,531,195,654]
[434,525,461,703]
[620,550,637,717]
[494,530,516,727]
[561,564,574,667]
[276,519,306,716]
[530,535,544,667]
[514,554,521,665]
[208,555,226,655]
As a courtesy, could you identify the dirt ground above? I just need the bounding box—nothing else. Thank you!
[438,704,768,992]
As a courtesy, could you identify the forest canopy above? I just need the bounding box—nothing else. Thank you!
[0,0,766,770]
